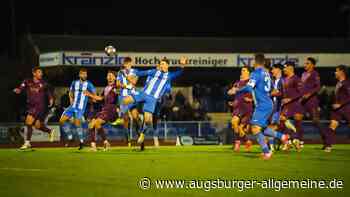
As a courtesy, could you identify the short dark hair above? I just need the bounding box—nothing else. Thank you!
[272,63,283,70]
[123,57,132,64]
[161,57,170,64]
[307,57,316,65]
[107,70,117,76]
[336,65,348,78]
[32,66,42,73]
[254,53,265,65]
[264,58,271,69]
[242,65,253,73]
[284,61,296,68]
[79,68,87,73]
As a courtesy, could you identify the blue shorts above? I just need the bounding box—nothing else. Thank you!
[119,96,137,116]
[250,106,273,128]
[62,106,85,120]
[132,92,158,114]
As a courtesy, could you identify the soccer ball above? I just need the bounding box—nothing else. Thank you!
[104,45,116,56]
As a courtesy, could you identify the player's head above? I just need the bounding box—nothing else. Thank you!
[264,58,271,70]
[107,70,117,84]
[271,63,283,78]
[304,57,316,71]
[283,61,295,76]
[32,67,43,80]
[254,53,265,68]
[122,57,132,70]
[79,68,88,81]
[160,58,170,72]
[240,66,252,80]
[335,65,348,80]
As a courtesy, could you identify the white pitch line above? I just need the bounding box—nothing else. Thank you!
[0,167,47,172]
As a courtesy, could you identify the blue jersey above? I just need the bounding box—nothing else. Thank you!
[117,68,138,97]
[136,69,182,99]
[238,67,272,109]
[69,80,96,111]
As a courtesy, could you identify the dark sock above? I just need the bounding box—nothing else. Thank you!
[97,127,106,141]
[295,120,303,140]
[39,125,51,133]
[89,128,96,143]
[26,125,33,141]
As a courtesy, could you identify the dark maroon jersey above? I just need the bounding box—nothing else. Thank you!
[18,79,53,108]
[300,70,321,97]
[232,80,253,111]
[335,79,350,106]
[102,84,118,108]
[282,75,302,102]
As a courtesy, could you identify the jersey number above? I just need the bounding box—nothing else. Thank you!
[264,76,271,92]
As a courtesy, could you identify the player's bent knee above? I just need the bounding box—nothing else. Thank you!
[251,125,262,135]
[294,114,303,121]
[59,116,68,125]
[34,121,41,129]
[329,120,339,130]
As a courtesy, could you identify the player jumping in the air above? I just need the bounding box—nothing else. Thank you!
[59,68,96,150]
[122,57,188,149]
[324,65,350,152]
[227,66,253,152]
[14,67,55,150]
[230,54,289,160]
[84,70,118,151]
[115,57,142,147]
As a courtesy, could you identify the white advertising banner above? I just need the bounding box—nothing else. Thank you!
[39,51,350,67]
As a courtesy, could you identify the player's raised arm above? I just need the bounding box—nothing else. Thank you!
[170,57,188,80]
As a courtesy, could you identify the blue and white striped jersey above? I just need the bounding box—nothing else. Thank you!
[69,80,96,111]
[117,68,138,97]
[136,69,182,99]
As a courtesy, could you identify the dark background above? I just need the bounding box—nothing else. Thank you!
[1,0,350,56]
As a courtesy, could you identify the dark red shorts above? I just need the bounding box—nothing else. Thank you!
[96,107,117,122]
[330,104,350,123]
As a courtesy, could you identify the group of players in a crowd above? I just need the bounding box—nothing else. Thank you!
[14,56,187,151]
[13,54,350,159]
[227,54,350,159]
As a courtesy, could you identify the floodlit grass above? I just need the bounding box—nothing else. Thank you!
[0,145,349,197]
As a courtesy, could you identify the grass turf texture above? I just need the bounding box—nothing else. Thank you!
[0,145,349,197]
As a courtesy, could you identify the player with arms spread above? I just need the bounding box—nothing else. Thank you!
[14,67,55,150]
[122,57,188,148]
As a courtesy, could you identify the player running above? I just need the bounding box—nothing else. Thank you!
[230,54,289,160]
[227,66,253,152]
[84,70,118,151]
[13,67,55,150]
[300,57,328,149]
[122,57,188,149]
[324,65,350,152]
[280,62,303,151]
[59,68,96,150]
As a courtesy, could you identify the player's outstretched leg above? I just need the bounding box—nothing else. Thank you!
[252,125,272,160]
[20,115,35,150]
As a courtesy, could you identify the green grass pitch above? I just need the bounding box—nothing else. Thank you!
[0,145,349,197]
